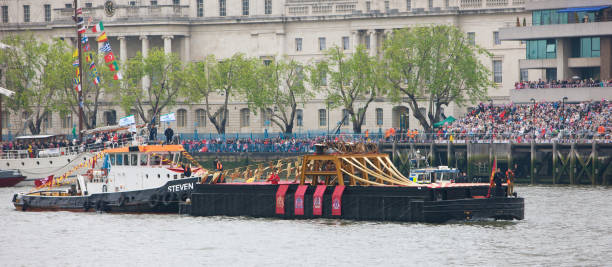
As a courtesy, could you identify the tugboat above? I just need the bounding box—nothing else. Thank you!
[0,169,26,187]
[12,141,207,213]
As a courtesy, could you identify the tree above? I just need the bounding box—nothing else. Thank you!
[113,48,184,126]
[0,34,70,135]
[246,58,311,134]
[383,26,493,131]
[184,53,254,134]
[313,46,385,134]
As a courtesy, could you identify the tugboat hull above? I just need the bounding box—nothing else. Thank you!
[13,178,199,213]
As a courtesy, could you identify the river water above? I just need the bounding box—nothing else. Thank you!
[1,185,611,266]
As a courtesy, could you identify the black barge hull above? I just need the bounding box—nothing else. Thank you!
[188,184,524,223]
[13,178,199,213]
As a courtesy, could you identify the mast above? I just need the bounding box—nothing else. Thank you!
[74,0,84,141]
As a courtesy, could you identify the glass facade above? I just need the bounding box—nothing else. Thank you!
[532,9,602,25]
[526,39,556,59]
[571,37,600,58]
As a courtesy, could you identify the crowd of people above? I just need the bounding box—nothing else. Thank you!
[180,137,323,153]
[514,79,612,90]
[440,100,611,143]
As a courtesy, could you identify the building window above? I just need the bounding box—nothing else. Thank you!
[296,109,303,127]
[261,108,272,127]
[320,69,327,86]
[493,60,502,83]
[85,2,93,8]
[319,37,326,51]
[65,4,72,8]
[406,0,411,11]
[318,109,326,126]
[104,110,117,126]
[61,114,72,129]
[341,109,350,126]
[467,32,475,46]
[428,0,433,9]
[573,37,600,58]
[173,0,180,5]
[43,112,53,129]
[23,5,30,23]
[197,0,204,17]
[177,109,187,127]
[1,6,7,23]
[130,1,136,6]
[445,0,449,7]
[365,35,371,49]
[520,69,528,82]
[219,0,226,16]
[239,108,250,127]
[493,31,500,45]
[342,36,349,50]
[44,4,51,22]
[265,0,272,15]
[526,39,556,59]
[1,111,9,129]
[151,1,158,6]
[385,1,390,12]
[376,108,383,126]
[366,1,371,12]
[242,0,249,16]
[295,38,302,51]
[195,109,206,126]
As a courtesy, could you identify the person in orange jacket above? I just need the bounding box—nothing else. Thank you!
[267,170,280,184]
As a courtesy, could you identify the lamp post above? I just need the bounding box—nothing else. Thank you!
[326,100,330,138]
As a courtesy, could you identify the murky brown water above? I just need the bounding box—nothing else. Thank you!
[1,185,611,266]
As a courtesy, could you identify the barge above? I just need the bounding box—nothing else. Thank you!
[186,142,524,223]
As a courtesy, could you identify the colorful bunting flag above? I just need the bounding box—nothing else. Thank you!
[76,8,82,15]
[73,77,80,84]
[76,68,80,76]
[78,26,86,34]
[85,53,93,63]
[99,42,112,53]
[84,43,90,52]
[76,17,84,25]
[75,84,81,92]
[104,52,115,63]
[81,36,88,43]
[89,62,96,70]
[73,49,79,58]
[93,76,100,85]
[92,21,104,33]
[96,32,108,43]
[113,72,123,80]
[108,61,118,71]
[72,60,79,67]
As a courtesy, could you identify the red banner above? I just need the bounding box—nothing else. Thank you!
[275,184,289,215]
[313,185,326,216]
[294,185,308,215]
[331,185,345,216]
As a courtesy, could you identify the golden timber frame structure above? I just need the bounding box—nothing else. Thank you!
[211,142,416,186]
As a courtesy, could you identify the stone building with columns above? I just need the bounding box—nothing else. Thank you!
[0,0,529,137]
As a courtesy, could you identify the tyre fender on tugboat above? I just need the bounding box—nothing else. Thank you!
[162,192,174,206]
[83,201,92,211]
[148,193,160,208]
[95,199,107,212]
[118,194,127,207]
[21,199,29,211]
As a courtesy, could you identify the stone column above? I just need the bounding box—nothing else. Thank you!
[367,30,377,57]
[600,36,612,80]
[163,35,173,54]
[140,35,149,89]
[556,38,570,80]
[118,36,127,64]
[183,35,191,62]
[351,30,359,52]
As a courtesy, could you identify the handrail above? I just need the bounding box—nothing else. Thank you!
[0,136,134,159]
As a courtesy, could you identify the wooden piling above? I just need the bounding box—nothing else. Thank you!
[552,141,557,185]
[592,142,597,185]
[530,141,535,185]
[569,143,575,185]
[466,142,472,178]
[447,142,453,168]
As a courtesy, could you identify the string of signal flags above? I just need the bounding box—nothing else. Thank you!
[72,8,122,94]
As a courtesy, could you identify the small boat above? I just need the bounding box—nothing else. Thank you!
[408,166,461,184]
[12,143,205,213]
[0,170,26,187]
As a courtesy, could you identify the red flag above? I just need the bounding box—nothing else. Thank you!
[104,52,115,63]
[35,175,54,188]
[486,158,497,198]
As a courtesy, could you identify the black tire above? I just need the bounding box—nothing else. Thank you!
[95,200,107,212]
[118,195,127,207]
[148,194,160,208]
[162,192,174,206]
[83,201,91,211]
[177,192,188,202]
[21,199,29,211]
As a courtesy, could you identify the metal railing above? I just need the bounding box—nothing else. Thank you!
[0,136,134,159]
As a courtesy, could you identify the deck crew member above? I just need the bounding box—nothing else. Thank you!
[164,126,174,144]
[506,164,516,197]
[493,168,505,197]
[215,159,224,183]
[149,125,157,142]
[267,170,280,184]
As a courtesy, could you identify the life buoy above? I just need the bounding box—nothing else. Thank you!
[21,199,29,211]
[162,192,174,206]
[148,194,160,208]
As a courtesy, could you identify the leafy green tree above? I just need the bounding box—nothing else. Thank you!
[184,53,254,134]
[113,48,184,125]
[246,58,311,134]
[313,46,385,134]
[383,25,493,131]
[0,34,71,135]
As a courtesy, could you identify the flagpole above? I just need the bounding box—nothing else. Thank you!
[74,0,84,142]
